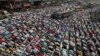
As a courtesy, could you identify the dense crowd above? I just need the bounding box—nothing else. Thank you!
[0,4,100,56]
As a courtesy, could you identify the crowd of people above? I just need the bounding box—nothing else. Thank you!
[0,3,100,56]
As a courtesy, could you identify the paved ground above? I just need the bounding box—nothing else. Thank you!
[0,4,100,56]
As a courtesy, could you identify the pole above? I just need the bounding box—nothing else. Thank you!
[8,0,13,13]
